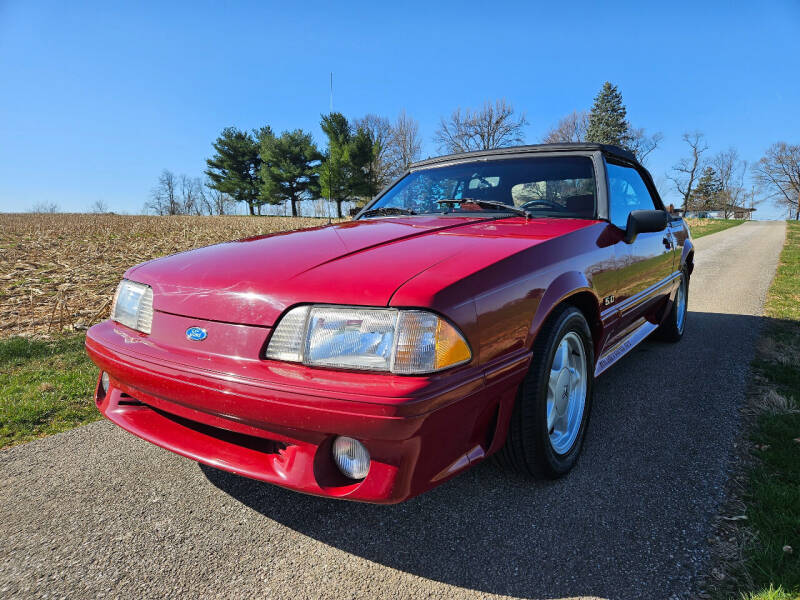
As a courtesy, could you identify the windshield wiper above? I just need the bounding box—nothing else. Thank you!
[436,198,530,218]
[360,206,417,218]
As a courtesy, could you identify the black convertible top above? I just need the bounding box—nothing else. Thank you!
[410,143,637,169]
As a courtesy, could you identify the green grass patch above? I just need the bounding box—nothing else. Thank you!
[765,223,800,322]
[735,221,800,599]
[743,585,799,600]
[0,334,100,448]
[686,218,745,239]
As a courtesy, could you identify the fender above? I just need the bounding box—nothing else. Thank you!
[680,237,695,275]
[526,270,600,350]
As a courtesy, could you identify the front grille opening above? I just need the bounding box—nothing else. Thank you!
[118,392,144,406]
[150,405,290,455]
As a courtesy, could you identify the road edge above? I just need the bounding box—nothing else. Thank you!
[698,221,797,599]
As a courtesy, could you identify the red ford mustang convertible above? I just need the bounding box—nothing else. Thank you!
[86,143,693,503]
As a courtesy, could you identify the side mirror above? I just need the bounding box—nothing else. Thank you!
[624,209,668,244]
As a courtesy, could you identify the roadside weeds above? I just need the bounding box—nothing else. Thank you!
[702,221,800,600]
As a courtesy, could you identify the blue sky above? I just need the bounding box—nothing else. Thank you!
[1,0,798,218]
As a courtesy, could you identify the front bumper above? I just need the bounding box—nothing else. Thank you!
[86,320,527,503]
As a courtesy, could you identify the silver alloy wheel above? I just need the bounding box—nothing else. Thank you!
[675,276,687,334]
[546,331,587,455]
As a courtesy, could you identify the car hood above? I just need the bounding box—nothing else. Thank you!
[126,216,595,326]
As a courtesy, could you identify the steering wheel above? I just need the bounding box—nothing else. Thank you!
[520,199,562,211]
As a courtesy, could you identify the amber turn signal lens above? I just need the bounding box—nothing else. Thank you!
[435,319,472,370]
[392,310,472,374]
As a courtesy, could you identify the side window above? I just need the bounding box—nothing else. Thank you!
[606,162,657,229]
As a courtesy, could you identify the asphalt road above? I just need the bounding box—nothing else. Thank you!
[0,220,787,600]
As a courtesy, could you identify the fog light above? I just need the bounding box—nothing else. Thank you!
[100,372,110,393]
[332,436,370,479]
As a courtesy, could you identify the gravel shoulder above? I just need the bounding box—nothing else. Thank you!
[0,220,786,600]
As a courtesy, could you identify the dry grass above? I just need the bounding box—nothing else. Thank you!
[685,217,745,238]
[0,213,341,339]
[755,388,799,415]
[702,222,800,599]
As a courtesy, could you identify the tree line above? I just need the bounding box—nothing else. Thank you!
[142,81,799,220]
[193,111,422,219]
[191,82,666,219]
[145,171,237,216]
[668,133,800,219]
[542,82,798,219]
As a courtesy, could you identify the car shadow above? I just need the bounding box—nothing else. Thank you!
[201,311,765,599]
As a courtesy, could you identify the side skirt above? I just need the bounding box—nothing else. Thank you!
[594,319,659,377]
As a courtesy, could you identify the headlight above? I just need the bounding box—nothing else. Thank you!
[265,306,471,374]
[110,279,154,334]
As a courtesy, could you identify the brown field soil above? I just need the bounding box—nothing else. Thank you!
[0,213,342,339]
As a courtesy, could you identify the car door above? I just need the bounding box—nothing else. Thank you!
[606,160,675,334]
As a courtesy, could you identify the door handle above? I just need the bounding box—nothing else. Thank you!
[662,236,672,249]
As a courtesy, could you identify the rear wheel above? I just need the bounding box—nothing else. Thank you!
[655,271,688,342]
[497,306,594,478]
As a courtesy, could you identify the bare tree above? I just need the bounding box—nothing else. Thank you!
[179,174,195,214]
[179,175,209,215]
[193,181,214,215]
[667,132,708,211]
[353,114,394,189]
[627,127,663,164]
[31,201,60,214]
[204,179,236,215]
[753,142,800,220]
[712,148,748,218]
[386,110,422,179]
[542,110,589,143]
[196,177,215,215]
[87,198,110,213]
[434,99,527,154]
[146,170,180,215]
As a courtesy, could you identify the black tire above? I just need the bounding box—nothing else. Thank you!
[496,306,595,479]
[655,271,688,343]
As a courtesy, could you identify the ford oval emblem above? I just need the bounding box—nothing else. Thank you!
[185,326,208,341]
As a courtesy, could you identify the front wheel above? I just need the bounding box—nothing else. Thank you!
[497,306,594,478]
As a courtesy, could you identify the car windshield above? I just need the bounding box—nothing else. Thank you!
[362,156,596,219]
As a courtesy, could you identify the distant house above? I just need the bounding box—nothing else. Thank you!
[677,206,757,220]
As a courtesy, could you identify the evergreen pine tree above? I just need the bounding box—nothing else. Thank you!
[320,113,380,217]
[689,166,722,211]
[585,82,631,148]
[205,127,269,215]
[347,126,380,202]
[320,113,352,218]
[259,130,321,217]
